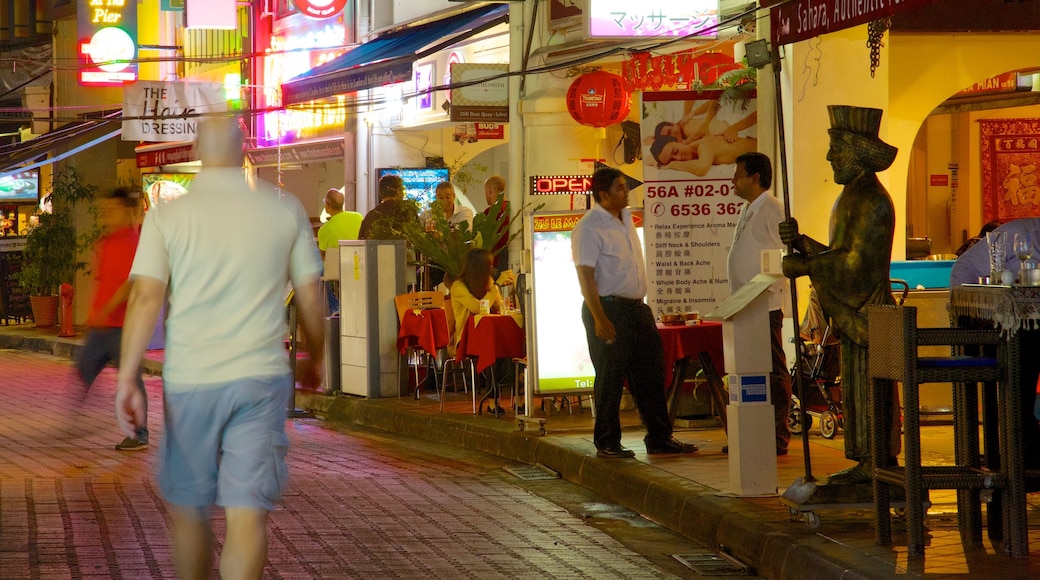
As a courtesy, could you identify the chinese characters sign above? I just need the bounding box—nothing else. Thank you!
[980,119,1040,223]
[77,0,138,86]
[587,0,719,40]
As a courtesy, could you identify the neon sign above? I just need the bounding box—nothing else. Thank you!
[78,0,138,86]
[530,175,594,195]
[294,0,348,19]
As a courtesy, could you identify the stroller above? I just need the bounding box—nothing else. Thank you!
[787,321,843,439]
[787,280,910,439]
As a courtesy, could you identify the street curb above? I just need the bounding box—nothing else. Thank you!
[298,392,892,580]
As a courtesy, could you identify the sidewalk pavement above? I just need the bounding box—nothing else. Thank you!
[3,323,1040,578]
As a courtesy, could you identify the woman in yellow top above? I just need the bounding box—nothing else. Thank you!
[449,248,504,357]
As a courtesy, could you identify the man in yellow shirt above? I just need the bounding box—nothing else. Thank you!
[317,187,362,260]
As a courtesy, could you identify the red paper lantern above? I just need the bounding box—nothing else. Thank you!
[566,71,631,128]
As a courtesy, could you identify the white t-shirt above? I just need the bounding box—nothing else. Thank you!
[727,191,787,312]
[131,167,323,388]
[572,203,647,300]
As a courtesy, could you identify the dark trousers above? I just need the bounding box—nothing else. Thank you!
[582,300,673,450]
[76,327,148,441]
[770,309,793,451]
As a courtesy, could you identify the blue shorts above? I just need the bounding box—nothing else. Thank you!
[158,373,292,511]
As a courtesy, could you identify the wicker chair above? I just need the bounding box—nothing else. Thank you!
[868,304,1008,555]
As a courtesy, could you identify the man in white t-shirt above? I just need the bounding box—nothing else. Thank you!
[115,117,324,579]
[726,152,791,456]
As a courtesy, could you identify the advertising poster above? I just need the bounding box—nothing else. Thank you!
[527,210,643,396]
[980,118,1040,223]
[641,90,757,315]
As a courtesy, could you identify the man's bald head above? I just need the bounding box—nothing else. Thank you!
[196,116,245,168]
[324,188,345,212]
[484,174,505,206]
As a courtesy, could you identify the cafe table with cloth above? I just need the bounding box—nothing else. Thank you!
[396,307,449,359]
[656,320,726,423]
[455,312,526,413]
[949,284,1040,557]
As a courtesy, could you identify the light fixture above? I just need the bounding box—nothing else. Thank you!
[744,39,772,70]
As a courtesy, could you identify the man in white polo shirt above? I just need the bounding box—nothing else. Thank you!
[573,166,698,459]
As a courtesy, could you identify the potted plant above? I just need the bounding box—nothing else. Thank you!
[14,167,98,327]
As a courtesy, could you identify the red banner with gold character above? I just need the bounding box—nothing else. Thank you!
[980,118,1040,223]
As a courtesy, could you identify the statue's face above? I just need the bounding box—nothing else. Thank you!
[826,134,861,185]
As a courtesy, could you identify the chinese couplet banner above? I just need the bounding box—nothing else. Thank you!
[979,118,1040,223]
[640,90,757,316]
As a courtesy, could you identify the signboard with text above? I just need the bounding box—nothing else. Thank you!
[770,0,943,46]
[122,81,227,142]
[78,0,138,86]
[449,63,509,122]
[586,0,719,40]
[641,90,757,314]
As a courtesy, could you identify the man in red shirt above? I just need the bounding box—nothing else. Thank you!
[76,187,147,451]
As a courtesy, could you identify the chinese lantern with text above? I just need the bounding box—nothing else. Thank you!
[566,71,631,128]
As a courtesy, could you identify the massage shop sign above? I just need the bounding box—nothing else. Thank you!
[641,91,757,315]
[121,81,228,142]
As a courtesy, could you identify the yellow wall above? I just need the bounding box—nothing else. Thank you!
[782,28,1040,260]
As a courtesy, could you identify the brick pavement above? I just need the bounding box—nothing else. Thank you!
[0,349,691,579]
[6,325,1040,578]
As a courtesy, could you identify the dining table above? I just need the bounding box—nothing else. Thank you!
[396,307,449,397]
[455,312,526,414]
[396,307,449,357]
[949,284,1040,557]
[656,321,725,423]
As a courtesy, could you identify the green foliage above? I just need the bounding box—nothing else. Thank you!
[400,197,540,281]
[14,168,99,296]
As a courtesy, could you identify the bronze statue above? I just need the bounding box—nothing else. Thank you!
[779,105,900,485]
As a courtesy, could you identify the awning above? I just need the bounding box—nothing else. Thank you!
[281,3,508,106]
[0,110,122,179]
[135,141,198,168]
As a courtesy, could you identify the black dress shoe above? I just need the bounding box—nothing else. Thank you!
[645,437,698,454]
[777,448,788,456]
[721,445,728,454]
[486,405,507,417]
[596,446,635,459]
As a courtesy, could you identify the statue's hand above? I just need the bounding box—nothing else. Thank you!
[782,254,809,279]
[779,218,801,246]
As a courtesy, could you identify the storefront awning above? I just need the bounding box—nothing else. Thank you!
[768,0,944,46]
[281,3,508,106]
[135,141,198,168]
[0,110,122,179]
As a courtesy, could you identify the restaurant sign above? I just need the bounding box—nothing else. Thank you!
[770,0,944,46]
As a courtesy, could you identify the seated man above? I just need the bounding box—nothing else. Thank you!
[650,134,758,176]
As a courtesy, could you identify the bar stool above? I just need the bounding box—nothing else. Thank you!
[867,304,1008,555]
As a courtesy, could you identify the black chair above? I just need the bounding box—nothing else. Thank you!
[868,304,1008,555]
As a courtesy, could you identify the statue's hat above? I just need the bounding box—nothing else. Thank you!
[827,105,898,172]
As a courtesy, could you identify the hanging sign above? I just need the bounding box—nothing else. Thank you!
[122,81,227,142]
[77,0,139,86]
[770,0,944,46]
[294,0,348,19]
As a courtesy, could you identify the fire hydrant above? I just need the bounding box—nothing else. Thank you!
[59,283,75,337]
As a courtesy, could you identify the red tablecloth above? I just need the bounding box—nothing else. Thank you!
[656,321,725,386]
[397,308,449,355]
[455,314,526,373]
